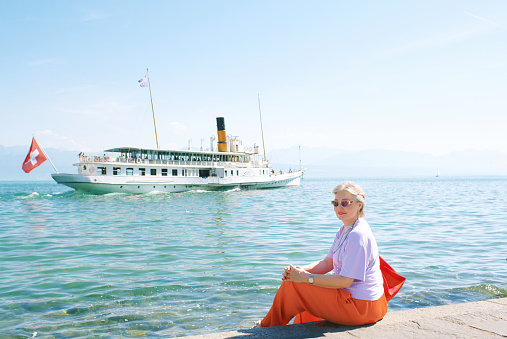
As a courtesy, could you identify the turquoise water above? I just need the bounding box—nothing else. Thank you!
[1,178,506,338]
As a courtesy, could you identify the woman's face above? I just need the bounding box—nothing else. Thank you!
[333,190,363,226]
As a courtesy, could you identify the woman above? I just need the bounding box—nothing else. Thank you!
[257,181,388,327]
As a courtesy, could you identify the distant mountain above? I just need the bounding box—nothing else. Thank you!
[266,146,345,170]
[1,144,506,181]
[267,146,507,177]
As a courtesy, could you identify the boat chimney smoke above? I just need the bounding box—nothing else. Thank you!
[216,117,227,152]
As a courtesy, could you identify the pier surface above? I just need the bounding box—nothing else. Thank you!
[176,297,507,338]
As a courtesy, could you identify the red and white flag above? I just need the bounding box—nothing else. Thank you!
[138,75,148,87]
[22,137,47,173]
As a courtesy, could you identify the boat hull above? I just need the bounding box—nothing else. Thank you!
[51,171,303,194]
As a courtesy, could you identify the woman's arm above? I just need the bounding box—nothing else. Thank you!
[283,263,354,289]
[306,271,354,289]
[301,257,333,274]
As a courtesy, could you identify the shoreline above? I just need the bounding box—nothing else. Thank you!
[175,297,507,338]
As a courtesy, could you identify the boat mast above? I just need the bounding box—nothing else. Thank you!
[257,94,266,161]
[146,68,159,149]
[299,145,302,171]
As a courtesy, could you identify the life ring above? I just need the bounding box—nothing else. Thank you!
[136,158,141,164]
[89,165,95,173]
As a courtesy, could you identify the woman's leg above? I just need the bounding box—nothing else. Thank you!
[292,311,325,324]
[261,281,387,327]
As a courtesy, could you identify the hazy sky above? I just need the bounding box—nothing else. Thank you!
[1,1,506,156]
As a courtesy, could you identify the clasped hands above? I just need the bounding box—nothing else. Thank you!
[282,264,310,283]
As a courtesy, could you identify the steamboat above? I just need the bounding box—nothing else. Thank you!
[51,117,303,194]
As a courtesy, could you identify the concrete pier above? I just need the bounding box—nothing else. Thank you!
[178,297,507,338]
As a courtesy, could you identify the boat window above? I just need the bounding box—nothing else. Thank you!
[237,170,239,176]
[161,169,168,176]
[199,169,210,178]
[225,170,227,176]
[172,169,178,176]
[113,167,121,175]
[231,170,233,176]
[98,167,106,175]
[126,168,133,176]
[151,169,157,176]
[140,168,146,176]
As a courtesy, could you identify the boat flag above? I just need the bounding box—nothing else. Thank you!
[22,136,48,173]
[138,74,148,87]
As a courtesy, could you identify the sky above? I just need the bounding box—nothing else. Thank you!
[1,0,506,156]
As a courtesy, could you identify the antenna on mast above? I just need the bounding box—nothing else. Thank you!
[299,145,302,171]
[257,94,266,161]
[146,68,159,149]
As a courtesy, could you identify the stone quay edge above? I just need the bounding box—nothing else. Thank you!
[173,297,507,338]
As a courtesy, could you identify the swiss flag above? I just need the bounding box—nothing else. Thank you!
[22,137,48,173]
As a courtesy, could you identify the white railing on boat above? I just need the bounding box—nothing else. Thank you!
[78,156,268,168]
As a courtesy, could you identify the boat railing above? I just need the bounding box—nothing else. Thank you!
[78,156,269,168]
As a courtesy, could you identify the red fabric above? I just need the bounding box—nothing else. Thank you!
[261,281,388,327]
[22,137,47,173]
[272,256,407,326]
[293,311,324,324]
[379,256,406,302]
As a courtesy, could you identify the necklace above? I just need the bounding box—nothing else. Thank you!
[333,223,356,254]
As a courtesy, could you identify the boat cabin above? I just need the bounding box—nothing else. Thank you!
[76,147,270,179]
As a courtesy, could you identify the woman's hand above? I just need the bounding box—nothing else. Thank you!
[282,264,310,284]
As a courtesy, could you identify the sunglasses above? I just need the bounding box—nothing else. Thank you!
[331,200,356,207]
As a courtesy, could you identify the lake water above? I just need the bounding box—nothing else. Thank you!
[1,177,506,338]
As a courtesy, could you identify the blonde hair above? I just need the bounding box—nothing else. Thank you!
[332,181,366,218]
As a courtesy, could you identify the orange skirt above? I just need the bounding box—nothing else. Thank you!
[261,281,388,327]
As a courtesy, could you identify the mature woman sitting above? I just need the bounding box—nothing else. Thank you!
[257,181,388,327]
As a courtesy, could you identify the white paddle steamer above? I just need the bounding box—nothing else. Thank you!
[52,117,303,193]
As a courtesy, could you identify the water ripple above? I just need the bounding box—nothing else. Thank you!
[0,178,506,337]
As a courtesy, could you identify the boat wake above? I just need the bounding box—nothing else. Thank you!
[103,192,128,197]
[18,190,87,199]
[225,187,241,193]
[145,190,164,195]
[21,192,40,199]
[182,189,213,194]
[52,191,78,197]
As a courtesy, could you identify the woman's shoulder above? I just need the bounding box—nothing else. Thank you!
[352,218,371,231]
[349,219,374,240]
